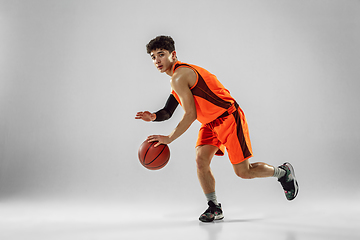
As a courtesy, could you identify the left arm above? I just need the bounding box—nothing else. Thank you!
[148,69,197,147]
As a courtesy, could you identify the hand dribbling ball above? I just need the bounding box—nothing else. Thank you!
[138,140,170,170]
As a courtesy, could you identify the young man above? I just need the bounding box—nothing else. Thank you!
[135,36,299,222]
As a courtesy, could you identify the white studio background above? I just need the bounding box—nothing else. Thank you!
[1,0,359,208]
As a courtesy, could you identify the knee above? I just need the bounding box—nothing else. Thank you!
[234,169,254,179]
[195,154,210,172]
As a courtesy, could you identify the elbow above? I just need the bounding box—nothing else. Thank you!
[192,112,197,121]
[187,111,197,122]
[166,111,173,119]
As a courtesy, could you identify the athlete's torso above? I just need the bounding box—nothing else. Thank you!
[171,61,236,124]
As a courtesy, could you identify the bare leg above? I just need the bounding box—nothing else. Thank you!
[196,145,219,194]
[233,158,275,179]
[196,145,225,222]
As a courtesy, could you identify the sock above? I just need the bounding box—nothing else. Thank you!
[205,191,219,206]
[273,166,286,179]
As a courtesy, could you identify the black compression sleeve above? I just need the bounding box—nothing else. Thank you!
[153,94,179,122]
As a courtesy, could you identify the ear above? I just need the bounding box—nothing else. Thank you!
[171,51,177,60]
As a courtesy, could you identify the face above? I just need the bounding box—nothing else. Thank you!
[150,49,177,75]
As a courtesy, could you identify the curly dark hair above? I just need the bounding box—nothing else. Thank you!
[146,36,175,54]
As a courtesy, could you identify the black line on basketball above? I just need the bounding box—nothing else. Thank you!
[143,141,155,164]
[145,144,166,166]
[146,158,169,169]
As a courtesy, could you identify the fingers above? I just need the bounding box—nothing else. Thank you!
[147,135,158,142]
[147,135,171,147]
[135,112,143,119]
[147,135,161,147]
[135,111,153,121]
[135,111,148,120]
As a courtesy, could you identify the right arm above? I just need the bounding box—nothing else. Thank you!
[135,94,179,122]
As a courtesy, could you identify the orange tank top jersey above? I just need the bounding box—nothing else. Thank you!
[171,61,235,124]
[171,61,253,163]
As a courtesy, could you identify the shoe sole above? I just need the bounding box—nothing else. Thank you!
[215,215,224,221]
[284,162,299,200]
[199,214,224,222]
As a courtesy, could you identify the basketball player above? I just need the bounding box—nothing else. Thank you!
[135,36,299,222]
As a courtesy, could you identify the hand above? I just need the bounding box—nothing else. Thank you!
[147,135,172,147]
[135,111,156,122]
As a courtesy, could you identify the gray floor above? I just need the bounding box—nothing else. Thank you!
[1,199,359,240]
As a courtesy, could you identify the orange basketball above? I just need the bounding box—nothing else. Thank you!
[138,140,170,170]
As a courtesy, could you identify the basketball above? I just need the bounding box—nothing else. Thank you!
[138,140,170,170]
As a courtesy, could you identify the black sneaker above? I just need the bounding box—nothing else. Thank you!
[278,162,299,201]
[199,201,224,222]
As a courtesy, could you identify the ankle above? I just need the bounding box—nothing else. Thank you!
[273,166,286,179]
[205,191,219,206]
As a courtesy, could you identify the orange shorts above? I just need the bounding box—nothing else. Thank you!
[196,105,253,164]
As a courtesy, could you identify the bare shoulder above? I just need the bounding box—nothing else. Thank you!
[171,67,197,88]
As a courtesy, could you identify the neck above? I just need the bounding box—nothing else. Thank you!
[166,59,178,76]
